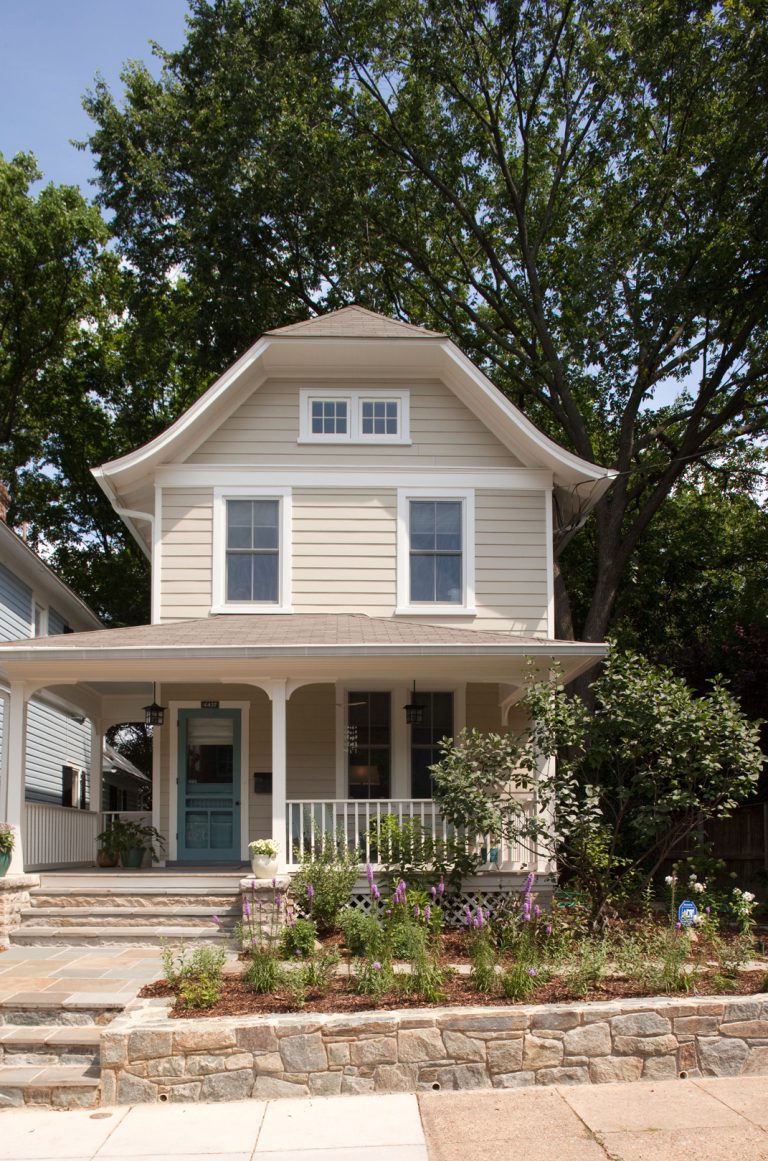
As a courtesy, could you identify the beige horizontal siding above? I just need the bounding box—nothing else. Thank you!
[160,488,213,622]
[473,490,548,634]
[466,683,502,732]
[185,378,522,468]
[292,489,397,616]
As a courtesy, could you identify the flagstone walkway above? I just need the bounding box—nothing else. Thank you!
[0,945,165,1008]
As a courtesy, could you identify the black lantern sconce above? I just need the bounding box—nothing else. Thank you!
[403,681,424,726]
[143,683,166,727]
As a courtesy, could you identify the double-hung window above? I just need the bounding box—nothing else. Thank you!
[396,488,475,614]
[212,487,291,612]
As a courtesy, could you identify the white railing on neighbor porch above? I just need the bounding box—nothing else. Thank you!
[23,803,101,870]
[22,806,153,870]
[285,799,541,871]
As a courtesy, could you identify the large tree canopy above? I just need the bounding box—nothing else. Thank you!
[84,0,768,640]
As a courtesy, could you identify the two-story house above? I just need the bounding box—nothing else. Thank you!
[0,307,613,878]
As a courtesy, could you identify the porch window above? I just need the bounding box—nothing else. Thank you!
[410,692,453,798]
[225,499,279,603]
[347,691,391,799]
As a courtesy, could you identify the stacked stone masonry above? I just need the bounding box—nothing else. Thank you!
[100,993,768,1104]
[0,875,39,948]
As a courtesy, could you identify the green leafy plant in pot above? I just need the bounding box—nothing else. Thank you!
[0,822,14,876]
[96,820,166,868]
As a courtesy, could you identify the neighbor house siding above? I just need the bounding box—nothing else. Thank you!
[160,488,214,621]
[185,379,523,468]
[25,700,91,806]
[47,606,68,635]
[0,561,32,642]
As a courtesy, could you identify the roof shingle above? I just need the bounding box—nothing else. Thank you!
[265,305,445,340]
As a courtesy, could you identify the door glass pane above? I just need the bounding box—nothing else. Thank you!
[187,716,234,786]
[210,811,234,849]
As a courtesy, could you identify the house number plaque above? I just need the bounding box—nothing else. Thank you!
[200,700,220,709]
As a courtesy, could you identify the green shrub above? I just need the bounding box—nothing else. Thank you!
[353,956,395,997]
[499,962,539,1001]
[160,941,226,991]
[245,949,284,994]
[292,831,359,934]
[279,917,317,959]
[340,910,382,956]
[179,975,223,1009]
[469,928,498,995]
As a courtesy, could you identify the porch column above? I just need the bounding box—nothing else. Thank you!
[269,680,288,866]
[3,681,30,874]
[90,719,104,815]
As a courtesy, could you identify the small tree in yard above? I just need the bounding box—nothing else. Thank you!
[430,649,764,925]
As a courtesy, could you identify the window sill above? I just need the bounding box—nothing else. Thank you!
[210,605,294,615]
[297,437,412,446]
[395,606,477,617]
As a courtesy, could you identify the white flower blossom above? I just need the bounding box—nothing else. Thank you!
[664,875,676,886]
[743,892,755,903]
[693,882,706,893]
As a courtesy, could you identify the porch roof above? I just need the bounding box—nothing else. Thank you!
[0,613,606,688]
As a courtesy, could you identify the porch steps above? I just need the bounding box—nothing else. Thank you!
[0,998,121,1110]
[10,876,243,948]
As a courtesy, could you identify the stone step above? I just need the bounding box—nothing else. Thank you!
[10,925,238,947]
[0,1062,100,1109]
[0,997,124,1026]
[20,907,239,928]
[0,1023,101,1066]
[38,872,247,891]
[29,892,241,908]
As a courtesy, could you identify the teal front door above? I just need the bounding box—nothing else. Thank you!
[177,709,241,861]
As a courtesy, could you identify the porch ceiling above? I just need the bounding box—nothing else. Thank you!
[0,612,607,687]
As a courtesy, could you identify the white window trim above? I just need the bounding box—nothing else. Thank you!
[395,487,476,615]
[211,486,292,614]
[298,388,411,444]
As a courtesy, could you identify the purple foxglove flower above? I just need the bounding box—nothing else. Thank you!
[366,863,375,886]
[385,908,392,916]
[523,872,535,896]
[212,915,222,927]
[545,924,552,936]
[413,904,420,918]
[705,906,711,914]
[271,877,277,888]
[243,899,251,920]
[372,884,381,901]
[438,878,445,896]
[372,961,382,971]
[275,893,282,909]
[430,885,437,899]
[676,921,682,930]
[475,907,484,928]
[527,967,538,977]
[398,879,407,894]
[533,904,541,919]
[424,905,431,922]
[306,882,315,900]
[251,880,258,890]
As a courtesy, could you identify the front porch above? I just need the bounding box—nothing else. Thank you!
[0,613,606,880]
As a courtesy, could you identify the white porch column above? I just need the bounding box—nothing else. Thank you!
[3,681,30,874]
[90,719,104,815]
[269,680,288,867]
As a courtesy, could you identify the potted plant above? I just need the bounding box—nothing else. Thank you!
[0,822,14,876]
[95,825,121,868]
[96,820,166,868]
[249,838,279,878]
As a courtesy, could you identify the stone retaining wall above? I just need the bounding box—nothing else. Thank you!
[100,992,768,1105]
[0,874,39,949]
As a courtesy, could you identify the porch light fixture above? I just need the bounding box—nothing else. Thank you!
[143,684,166,727]
[404,681,424,726]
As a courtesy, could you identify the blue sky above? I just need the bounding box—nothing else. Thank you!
[0,0,190,193]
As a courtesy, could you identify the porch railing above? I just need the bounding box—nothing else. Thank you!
[285,798,542,871]
[100,810,152,830]
[23,803,101,870]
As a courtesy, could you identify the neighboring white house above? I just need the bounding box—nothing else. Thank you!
[0,306,615,876]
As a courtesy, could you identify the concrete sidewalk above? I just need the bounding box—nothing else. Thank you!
[1,1078,768,1160]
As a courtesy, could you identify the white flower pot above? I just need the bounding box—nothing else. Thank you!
[250,854,278,879]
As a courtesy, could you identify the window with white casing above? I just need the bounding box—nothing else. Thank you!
[299,389,410,443]
[211,487,292,613]
[396,488,476,615]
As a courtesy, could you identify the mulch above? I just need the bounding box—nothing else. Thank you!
[138,967,768,1020]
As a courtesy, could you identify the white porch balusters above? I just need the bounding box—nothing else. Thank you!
[269,680,288,869]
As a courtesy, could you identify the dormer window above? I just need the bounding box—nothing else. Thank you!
[299,389,409,444]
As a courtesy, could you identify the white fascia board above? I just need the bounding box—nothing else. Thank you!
[91,469,152,561]
[438,343,617,491]
[154,465,554,490]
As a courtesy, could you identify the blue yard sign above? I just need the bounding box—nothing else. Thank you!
[678,899,699,927]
